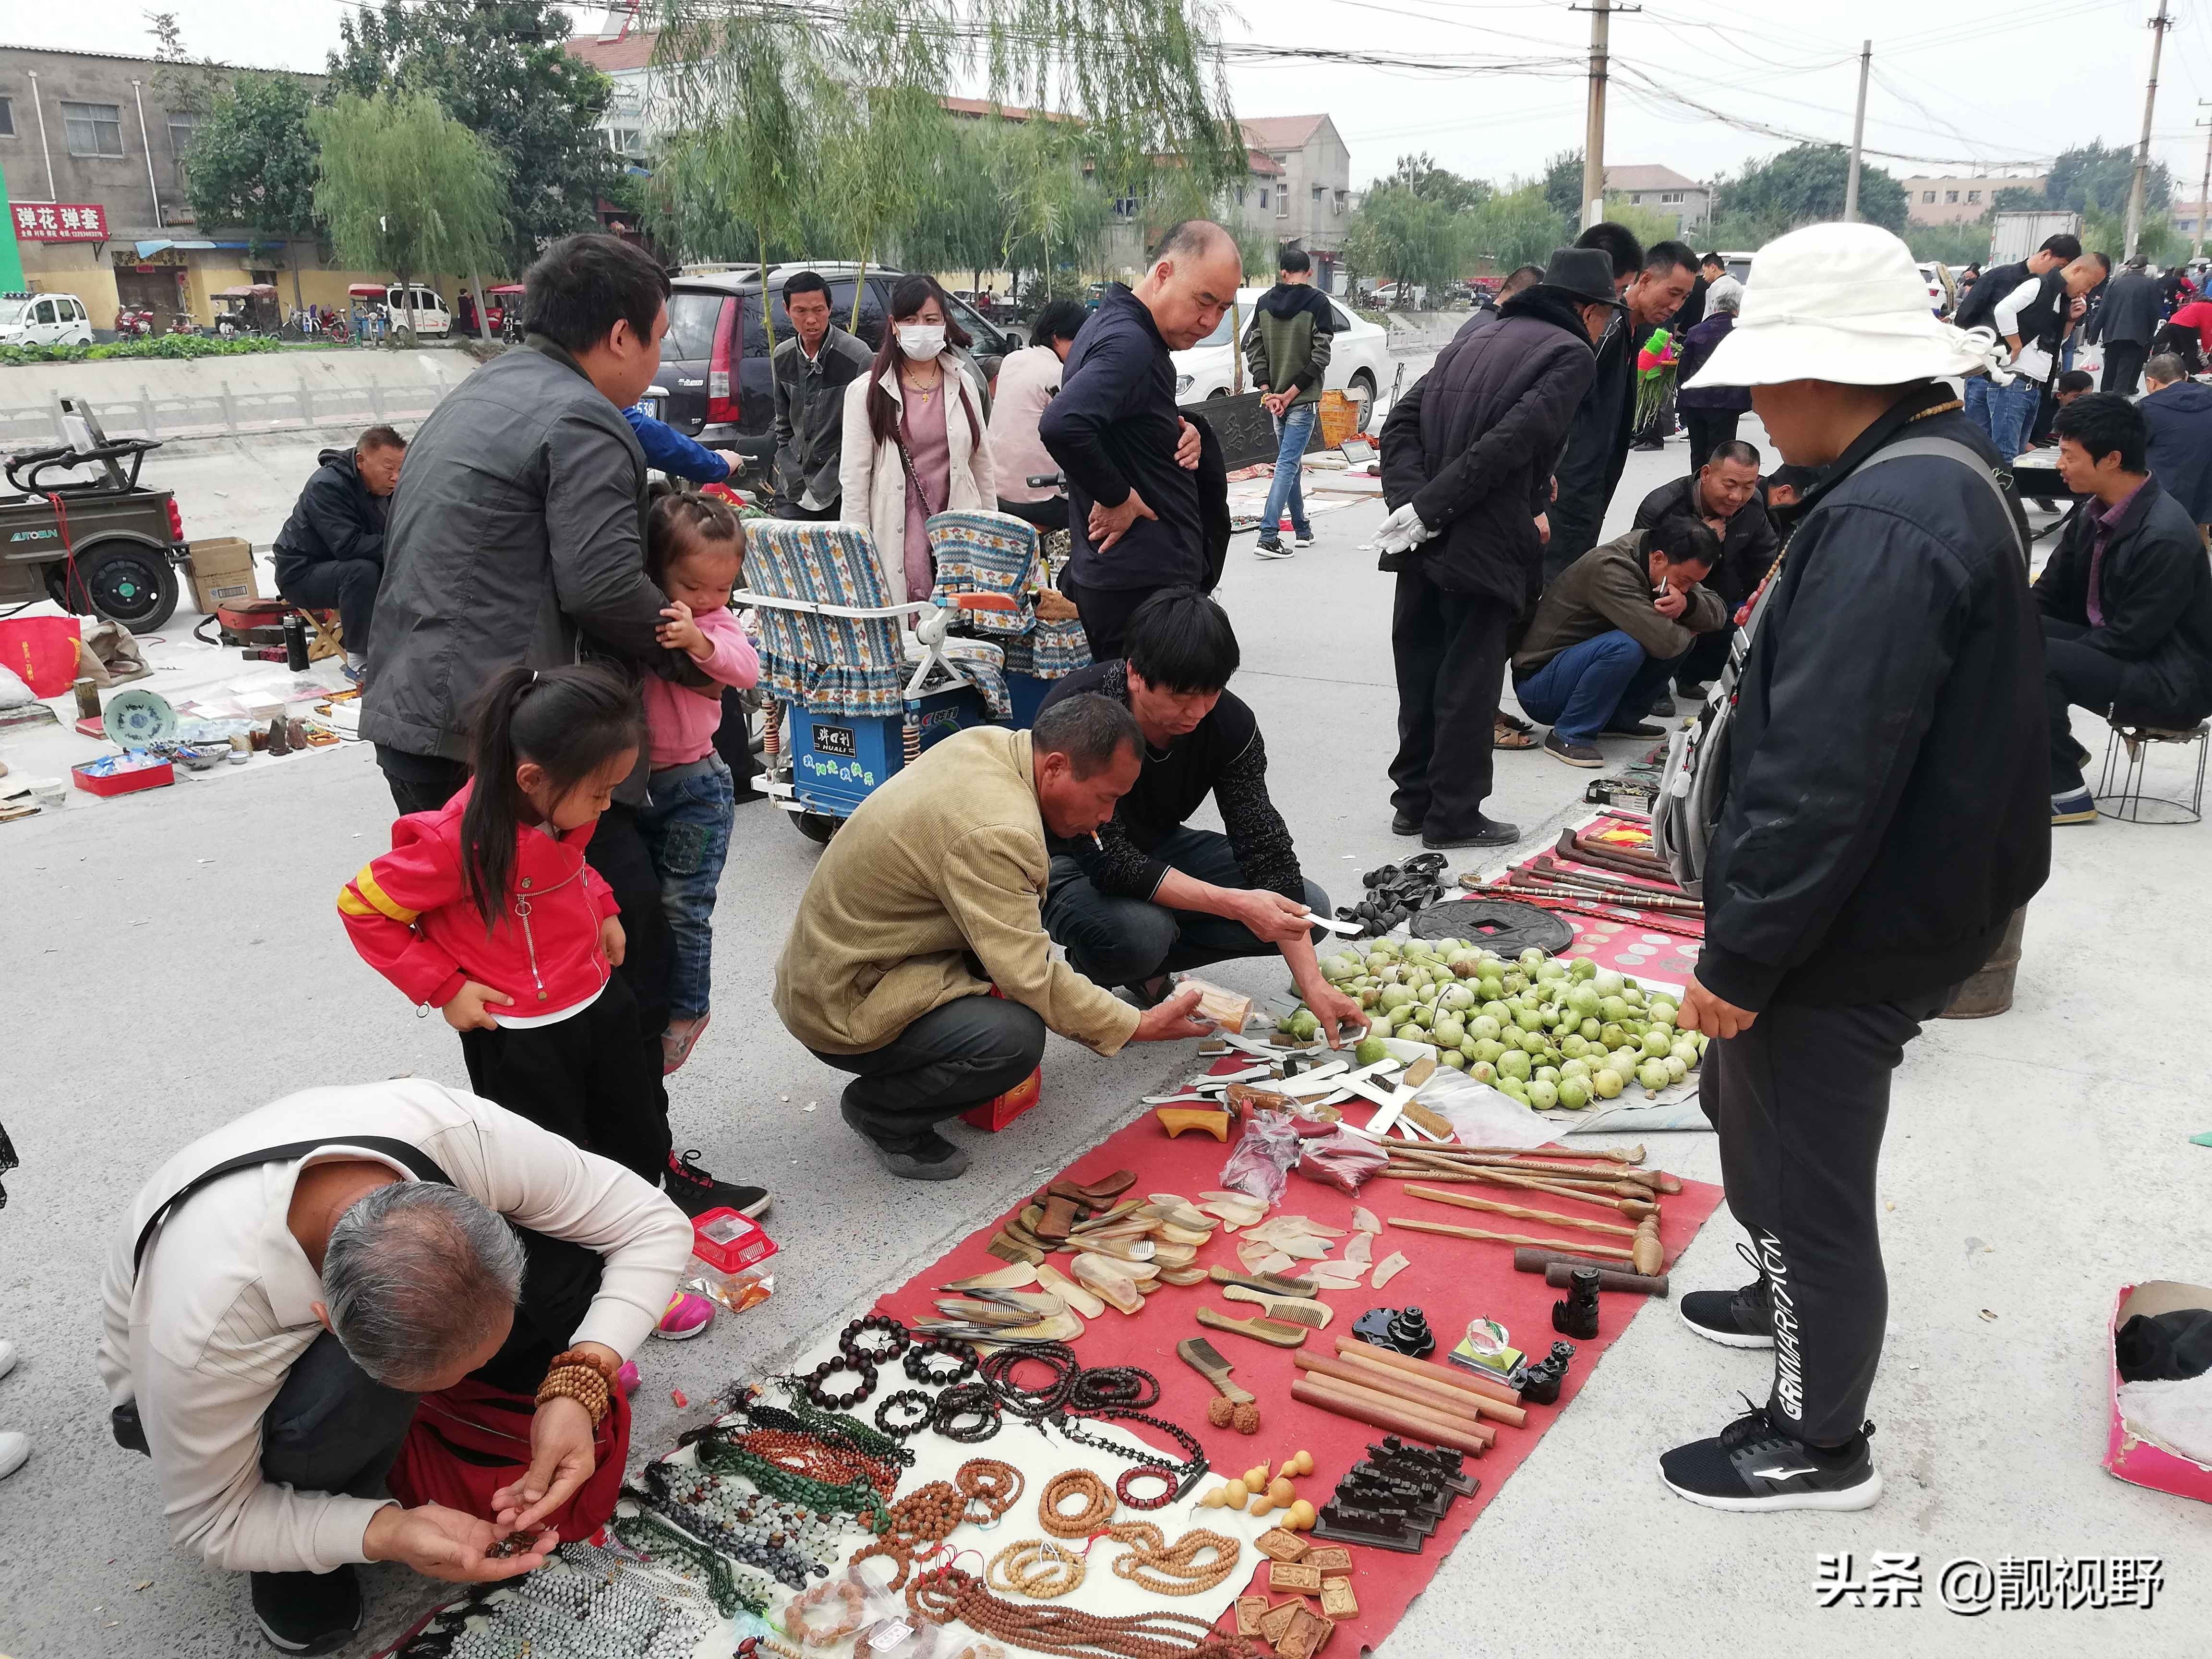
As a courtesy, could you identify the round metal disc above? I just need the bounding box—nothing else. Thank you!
[1408,895,1574,955]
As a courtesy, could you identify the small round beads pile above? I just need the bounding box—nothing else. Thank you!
[443,1547,712,1659]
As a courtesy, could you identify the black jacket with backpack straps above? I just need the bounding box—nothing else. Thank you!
[1696,388,2050,1012]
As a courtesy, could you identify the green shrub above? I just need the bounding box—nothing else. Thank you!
[0,334,317,367]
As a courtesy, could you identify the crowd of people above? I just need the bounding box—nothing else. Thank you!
[27,203,2212,1657]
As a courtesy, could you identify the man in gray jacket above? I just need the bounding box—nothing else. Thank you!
[2087,254,2161,395]
[770,270,874,518]
[361,233,767,1220]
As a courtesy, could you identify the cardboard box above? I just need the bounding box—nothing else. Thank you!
[186,537,259,613]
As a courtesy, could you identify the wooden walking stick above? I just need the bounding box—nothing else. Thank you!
[1402,1184,1639,1238]
[1390,1217,1636,1261]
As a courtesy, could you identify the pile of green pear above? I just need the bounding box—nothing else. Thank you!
[1283,938,1706,1110]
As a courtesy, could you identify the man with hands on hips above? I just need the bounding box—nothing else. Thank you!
[99,1080,692,1654]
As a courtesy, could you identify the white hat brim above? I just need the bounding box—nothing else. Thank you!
[1684,313,2000,390]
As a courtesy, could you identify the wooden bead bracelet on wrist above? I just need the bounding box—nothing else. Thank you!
[535,1362,610,1427]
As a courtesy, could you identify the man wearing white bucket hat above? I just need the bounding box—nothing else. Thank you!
[1659,223,2049,1514]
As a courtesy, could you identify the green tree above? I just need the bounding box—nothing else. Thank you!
[1382,152,1491,214]
[1601,194,1685,252]
[2047,141,2169,217]
[327,0,612,271]
[1465,181,1568,272]
[1712,144,1907,236]
[1906,221,1996,267]
[1344,184,1465,296]
[1542,150,1586,228]
[312,91,508,344]
[183,74,322,252]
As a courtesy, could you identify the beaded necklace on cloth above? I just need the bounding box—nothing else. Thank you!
[905,1566,1257,1659]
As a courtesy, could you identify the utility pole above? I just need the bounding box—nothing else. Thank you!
[1580,0,1611,230]
[2194,101,2212,262]
[1843,41,1872,222]
[2124,0,2173,261]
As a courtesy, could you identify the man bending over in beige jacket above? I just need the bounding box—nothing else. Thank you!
[775,693,1215,1179]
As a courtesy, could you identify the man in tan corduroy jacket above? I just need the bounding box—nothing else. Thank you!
[775,694,1214,1179]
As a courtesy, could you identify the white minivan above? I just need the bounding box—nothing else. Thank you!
[1170,288,1393,432]
[349,283,452,338]
[0,291,96,347]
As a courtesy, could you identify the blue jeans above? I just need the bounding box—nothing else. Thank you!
[1513,629,1679,745]
[1043,824,1331,988]
[1966,374,2037,460]
[640,755,736,1021]
[1261,402,1318,543]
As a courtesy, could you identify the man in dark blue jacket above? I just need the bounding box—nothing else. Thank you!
[2086,255,2162,394]
[2040,392,2212,823]
[1042,219,1242,659]
[1376,247,1617,846]
[1660,224,2048,1517]
[2139,353,2212,534]
[272,427,404,680]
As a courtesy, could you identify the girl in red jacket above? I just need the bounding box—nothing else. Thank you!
[339,662,714,1338]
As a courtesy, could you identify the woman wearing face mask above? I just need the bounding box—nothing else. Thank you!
[839,274,997,604]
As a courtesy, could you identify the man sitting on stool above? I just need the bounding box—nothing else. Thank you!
[1511,512,1727,767]
[1038,589,1363,1038]
[272,425,405,683]
[2039,392,2212,825]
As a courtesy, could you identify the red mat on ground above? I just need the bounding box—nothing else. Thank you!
[1453,812,1709,988]
[875,1109,1725,1653]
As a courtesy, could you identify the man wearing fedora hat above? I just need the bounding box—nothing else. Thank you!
[1376,246,1624,848]
[1659,223,2049,1514]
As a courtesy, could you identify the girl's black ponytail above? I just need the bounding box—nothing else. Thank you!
[460,662,645,929]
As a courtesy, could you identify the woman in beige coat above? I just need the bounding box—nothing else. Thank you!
[839,274,996,605]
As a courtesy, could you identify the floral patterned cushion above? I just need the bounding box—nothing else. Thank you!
[926,509,1092,681]
[741,519,906,717]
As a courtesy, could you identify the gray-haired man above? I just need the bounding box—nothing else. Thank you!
[98,1081,691,1655]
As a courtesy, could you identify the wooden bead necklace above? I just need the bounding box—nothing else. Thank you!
[1037,1469,1116,1538]
[986,1538,1087,1599]
[783,1575,868,1645]
[1103,1522,1241,1597]
[848,1478,965,1588]
[932,1381,1003,1443]
[840,1312,913,1365]
[956,1457,1025,1525]
[905,1566,1257,1659]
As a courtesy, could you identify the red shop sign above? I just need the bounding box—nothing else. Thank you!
[11,202,109,242]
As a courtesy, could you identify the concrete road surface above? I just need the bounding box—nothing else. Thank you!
[0,413,2205,1658]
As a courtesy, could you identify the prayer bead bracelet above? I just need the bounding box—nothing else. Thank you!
[986,1538,1087,1599]
[535,1362,611,1428]
[1038,1469,1116,1538]
[839,1312,912,1365]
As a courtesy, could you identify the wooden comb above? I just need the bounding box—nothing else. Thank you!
[1221,1285,1333,1329]
[1195,1306,1310,1348]
[1175,1336,1255,1404]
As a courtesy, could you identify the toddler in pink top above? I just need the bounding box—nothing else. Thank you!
[638,490,759,1072]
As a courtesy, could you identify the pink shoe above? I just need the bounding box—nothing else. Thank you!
[616,1360,640,1396]
[661,1013,711,1075]
[653,1290,716,1341]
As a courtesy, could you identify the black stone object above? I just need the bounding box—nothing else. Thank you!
[1515,1340,1577,1407]
[1353,1305,1437,1358]
[1552,1267,1601,1340]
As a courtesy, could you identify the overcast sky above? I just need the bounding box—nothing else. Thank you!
[15,0,2212,196]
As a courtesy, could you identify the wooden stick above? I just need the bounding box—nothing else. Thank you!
[1463,1168,1660,1219]
[1409,1151,1683,1195]
[1403,1184,1639,1239]
[1333,1335,1524,1409]
[1289,1353,1502,1442]
[1387,1157,1650,1198]
[1451,1142,1646,1165]
[1318,1342,1527,1427]
[1289,1375,1489,1457]
[1390,1217,1636,1261]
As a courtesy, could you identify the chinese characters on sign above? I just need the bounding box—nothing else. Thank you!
[10,203,110,242]
[1817,1553,2165,1614]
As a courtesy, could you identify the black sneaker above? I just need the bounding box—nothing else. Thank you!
[1390,811,1422,837]
[252,1566,361,1656]
[1253,538,1294,561]
[664,1149,771,1220]
[1543,730,1605,768]
[1599,721,1666,738]
[1659,1400,1882,1512]
[1423,816,1520,849]
[1647,694,1678,718]
[1680,1241,1775,1348]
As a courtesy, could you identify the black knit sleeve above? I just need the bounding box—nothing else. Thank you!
[1081,814,1170,901]
[1216,729,1305,902]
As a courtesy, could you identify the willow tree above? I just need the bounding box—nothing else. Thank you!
[823,87,957,332]
[311,91,507,344]
[645,0,1242,304]
[648,3,825,350]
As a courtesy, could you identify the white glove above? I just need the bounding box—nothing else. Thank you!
[1374,502,1437,557]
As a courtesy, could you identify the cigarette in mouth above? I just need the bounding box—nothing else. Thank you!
[1090,831,1105,850]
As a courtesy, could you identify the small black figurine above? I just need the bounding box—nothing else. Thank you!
[1551,1267,1600,1340]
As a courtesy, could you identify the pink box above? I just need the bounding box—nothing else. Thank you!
[690,1208,778,1275]
[2104,1280,2212,1505]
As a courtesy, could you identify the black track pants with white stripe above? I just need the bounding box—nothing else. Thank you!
[1699,988,1956,1444]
